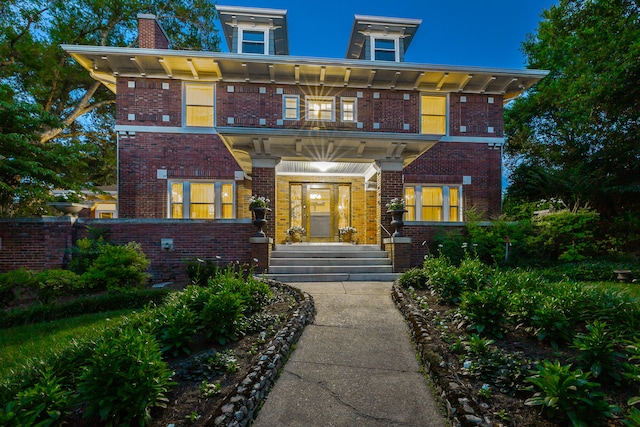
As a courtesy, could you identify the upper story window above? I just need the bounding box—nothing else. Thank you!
[421,95,447,135]
[372,37,399,62]
[184,83,214,127]
[306,96,335,121]
[404,185,462,222]
[170,181,235,219]
[283,95,300,120]
[341,97,357,122]
[239,28,268,54]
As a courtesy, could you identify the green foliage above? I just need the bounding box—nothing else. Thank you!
[184,257,223,286]
[423,256,465,304]
[35,269,83,304]
[4,368,72,427]
[0,289,167,328]
[69,235,108,275]
[572,321,624,381]
[527,209,600,261]
[78,326,174,426]
[465,219,532,266]
[398,267,430,290]
[212,273,272,315]
[82,242,150,292]
[200,289,244,344]
[459,284,508,338]
[0,268,36,307]
[505,0,640,217]
[525,360,616,426]
[155,297,198,357]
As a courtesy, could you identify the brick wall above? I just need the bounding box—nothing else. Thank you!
[138,15,169,49]
[118,132,242,218]
[0,218,253,283]
[116,78,181,126]
[216,82,419,133]
[449,93,504,137]
[403,142,502,218]
[251,167,276,238]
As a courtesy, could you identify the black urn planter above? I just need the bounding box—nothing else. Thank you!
[251,207,270,237]
[388,209,407,237]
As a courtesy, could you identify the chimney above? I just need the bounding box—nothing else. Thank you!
[137,14,170,49]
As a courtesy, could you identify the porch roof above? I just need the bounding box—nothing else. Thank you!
[62,44,547,101]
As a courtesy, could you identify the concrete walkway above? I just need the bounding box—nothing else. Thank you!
[252,281,446,427]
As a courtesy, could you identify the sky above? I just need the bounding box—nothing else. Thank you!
[215,0,558,69]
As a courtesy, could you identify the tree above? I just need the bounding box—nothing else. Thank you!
[0,0,220,215]
[504,0,640,217]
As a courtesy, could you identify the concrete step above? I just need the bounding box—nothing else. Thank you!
[266,243,396,282]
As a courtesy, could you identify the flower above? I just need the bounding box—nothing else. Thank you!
[386,197,406,210]
[286,226,306,235]
[248,195,270,209]
[339,226,357,234]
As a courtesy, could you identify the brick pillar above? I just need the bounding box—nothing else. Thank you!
[383,237,412,273]
[250,237,273,274]
[377,160,404,243]
[251,157,279,239]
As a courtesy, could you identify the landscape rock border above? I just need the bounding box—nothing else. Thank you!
[392,283,492,427]
[205,279,315,427]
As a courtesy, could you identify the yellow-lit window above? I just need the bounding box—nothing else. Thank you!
[404,187,415,221]
[307,97,334,121]
[190,183,215,219]
[221,183,234,218]
[421,95,446,135]
[449,187,460,221]
[283,95,299,120]
[185,84,214,127]
[171,183,184,218]
[98,212,113,219]
[341,98,356,122]
[422,187,443,221]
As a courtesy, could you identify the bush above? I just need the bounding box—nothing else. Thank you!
[82,242,150,292]
[184,257,223,286]
[212,272,272,314]
[572,320,624,381]
[0,269,37,307]
[466,219,533,266]
[200,289,244,344]
[155,297,199,357]
[459,284,508,338]
[35,269,83,303]
[525,360,615,426]
[399,267,430,290]
[78,326,174,426]
[423,256,465,304]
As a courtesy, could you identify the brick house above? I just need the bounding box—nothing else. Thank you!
[54,6,545,277]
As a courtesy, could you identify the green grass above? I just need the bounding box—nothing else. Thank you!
[0,309,132,380]
[590,281,640,299]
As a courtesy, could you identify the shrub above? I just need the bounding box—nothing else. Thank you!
[200,289,244,344]
[213,274,272,314]
[82,242,150,292]
[423,256,465,304]
[457,256,492,290]
[459,284,508,338]
[78,326,173,426]
[572,320,624,381]
[68,232,109,275]
[525,360,615,426]
[0,269,37,307]
[35,269,83,303]
[155,297,199,357]
[399,267,430,290]
[465,219,533,266]
[184,257,223,286]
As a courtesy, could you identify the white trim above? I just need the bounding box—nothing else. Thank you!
[439,136,506,144]
[115,125,218,134]
[238,27,268,55]
[305,96,335,122]
[340,97,357,122]
[282,94,300,120]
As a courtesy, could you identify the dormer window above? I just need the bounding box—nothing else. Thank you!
[239,28,268,54]
[372,37,399,62]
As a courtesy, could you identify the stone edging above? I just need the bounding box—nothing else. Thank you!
[205,280,315,427]
[391,282,490,427]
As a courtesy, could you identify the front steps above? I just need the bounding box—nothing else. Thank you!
[263,243,400,282]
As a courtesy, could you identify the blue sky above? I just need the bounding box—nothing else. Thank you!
[216,0,558,69]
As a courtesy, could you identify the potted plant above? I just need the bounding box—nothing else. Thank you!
[339,226,357,243]
[48,191,86,216]
[248,195,271,237]
[385,197,407,237]
[286,226,306,243]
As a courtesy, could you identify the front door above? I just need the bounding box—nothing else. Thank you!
[289,183,352,242]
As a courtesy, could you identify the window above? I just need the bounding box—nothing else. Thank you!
[341,98,357,122]
[283,95,300,120]
[240,28,267,54]
[421,95,447,135]
[306,96,335,121]
[169,181,235,219]
[185,83,214,127]
[372,37,398,62]
[404,185,462,222]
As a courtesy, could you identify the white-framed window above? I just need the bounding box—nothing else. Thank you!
[372,37,399,62]
[169,181,235,219]
[404,185,462,222]
[283,95,300,120]
[184,83,214,127]
[341,97,357,122]
[306,96,335,121]
[421,94,447,135]
[239,28,268,54]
